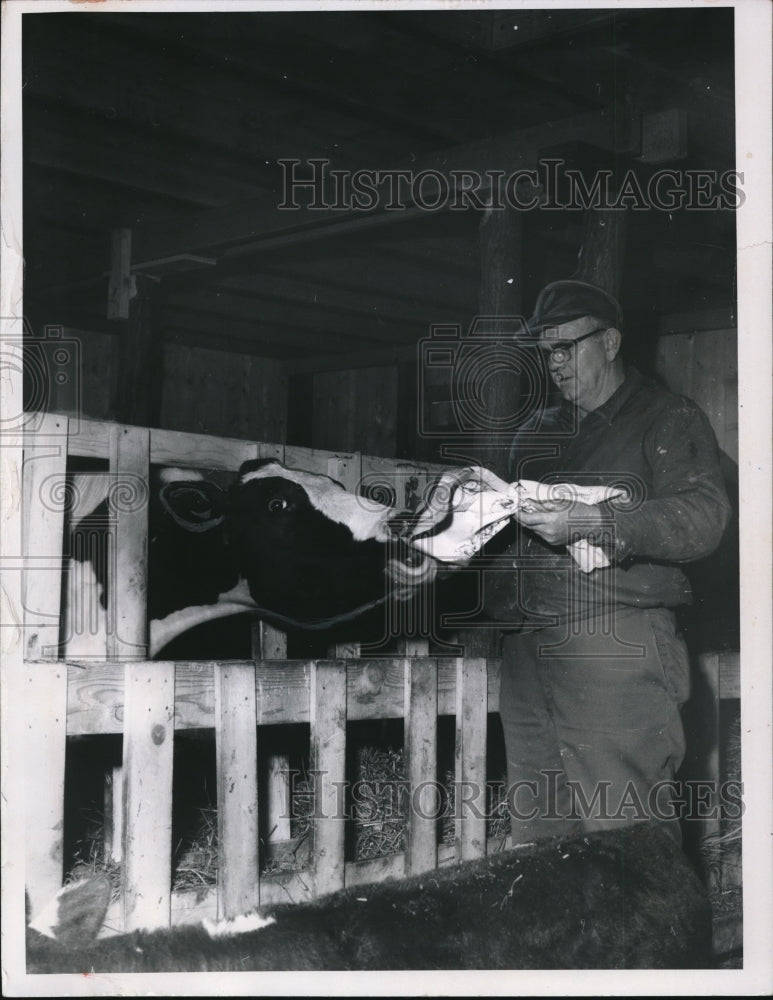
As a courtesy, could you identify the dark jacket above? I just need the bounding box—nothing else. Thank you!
[485,367,732,627]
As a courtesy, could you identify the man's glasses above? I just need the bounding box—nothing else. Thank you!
[537,326,607,364]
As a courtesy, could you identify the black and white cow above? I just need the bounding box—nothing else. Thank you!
[64,458,436,659]
[27,824,711,972]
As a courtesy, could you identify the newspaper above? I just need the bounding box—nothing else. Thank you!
[406,466,625,573]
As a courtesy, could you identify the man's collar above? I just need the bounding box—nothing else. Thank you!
[559,366,644,427]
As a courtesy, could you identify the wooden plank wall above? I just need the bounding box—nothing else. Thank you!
[161,343,288,442]
[655,328,738,464]
[43,330,288,443]
[312,365,399,456]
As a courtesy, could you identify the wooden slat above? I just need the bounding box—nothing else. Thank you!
[66,658,503,735]
[133,107,637,266]
[283,445,345,475]
[251,602,291,847]
[107,228,132,321]
[403,657,438,875]
[215,663,260,917]
[104,765,123,864]
[62,471,110,660]
[309,660,347,896]
[107,424,149,659]
[454,657,488,861]
[150,425,259,471]
[23,663,68,916]
[121,661,175,931]
[22,412,68,660]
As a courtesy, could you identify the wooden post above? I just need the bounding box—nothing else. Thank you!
[22,412,68,660]
[109,226,163,429]
[572,209,628,299]
[403,656,438,875]
[104,765,124,864]
[215,662,260,917]
[326,455,363,659]
[22,414,69,913]
[251,619,291,846]
[474,206,524,478]
[107,425,149,660]
[454,657,488,862]
[310,660,347,896]
[107,228,132,321]
[121,661,175,932]
[23,664,68,917]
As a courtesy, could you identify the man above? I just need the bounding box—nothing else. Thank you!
[490,279,731,844]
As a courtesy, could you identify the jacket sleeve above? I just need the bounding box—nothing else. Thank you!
[611,399,732,563]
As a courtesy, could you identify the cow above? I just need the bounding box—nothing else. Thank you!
[63,458,437,659]
[27,824,711,972]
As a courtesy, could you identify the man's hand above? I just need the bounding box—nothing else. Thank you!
[513,500,606,547]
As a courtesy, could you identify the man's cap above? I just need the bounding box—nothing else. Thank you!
[526,279,623,336]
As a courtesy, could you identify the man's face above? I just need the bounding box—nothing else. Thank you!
[537,316,620,415]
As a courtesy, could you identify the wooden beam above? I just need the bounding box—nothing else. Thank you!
[572,209,628,299]
[114,274,163,427]
[212,271,465,327]
[163,289,422,346]
[163,303,413,353]
[132,106,641,266]
[105,12,467,148]
[282,345,416,376]
[470,206,524,478]
[107,228,132,321]
[24,103,264,208]
[658,307,736,336]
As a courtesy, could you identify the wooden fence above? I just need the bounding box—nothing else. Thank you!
[20,411,739,936]
[21,412,502,931]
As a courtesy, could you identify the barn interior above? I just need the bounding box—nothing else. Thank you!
[18,3,742,969]
[23,6,737,464]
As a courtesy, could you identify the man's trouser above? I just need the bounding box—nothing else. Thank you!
[499,606,690,845]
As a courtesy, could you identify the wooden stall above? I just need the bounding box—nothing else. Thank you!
[22,411,505,931]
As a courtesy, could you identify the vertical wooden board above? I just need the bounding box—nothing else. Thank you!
[395,638,429,657]
[108,425,149,659]
[104,764,124,864]
[250,612,290,846]
[266,756,291,845]
[107,228,132,320]
[257,441,285,464]
[23,663,68,916]
[312,370,356,452]
[22,413,68,660]
[215,663,260,917]
[121,661,175,932]
[403,658,438,875]
[252,619,287,660]
[309,660,347,896]
[454,657,488,861]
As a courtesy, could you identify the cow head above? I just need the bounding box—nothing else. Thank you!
[151,458,436,654]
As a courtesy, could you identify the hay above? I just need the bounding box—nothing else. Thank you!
[352,746,406,861]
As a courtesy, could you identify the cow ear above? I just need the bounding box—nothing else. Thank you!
[160,480,228,532]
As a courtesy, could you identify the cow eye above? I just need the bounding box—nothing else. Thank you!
[268,498,288,513]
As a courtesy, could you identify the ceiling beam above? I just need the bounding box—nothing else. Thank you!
[132,105,641,266]
[162,290,424,346]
